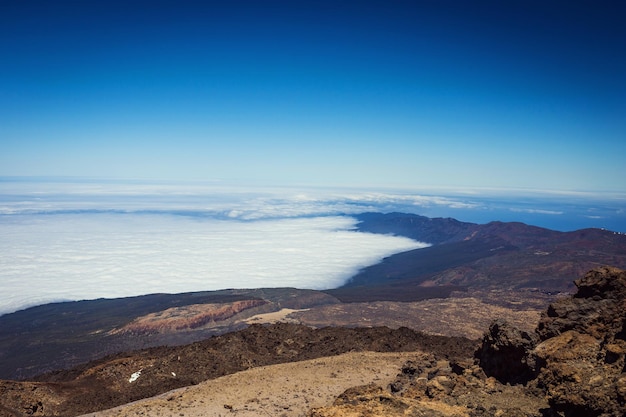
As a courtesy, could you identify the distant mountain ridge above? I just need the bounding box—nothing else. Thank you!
[355,211,616,246]
[327,212,626,302]
[354,212,479,245]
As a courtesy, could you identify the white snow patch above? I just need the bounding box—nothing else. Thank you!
[128,370,142,383]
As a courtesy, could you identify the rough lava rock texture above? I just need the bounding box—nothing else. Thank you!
[313,267,626,417]
[537,266,626,340]
[309,353,550,417]
[2,267,625,417]
[475,318,538,385]
[532,266,626,417]
[476,266,626,416]
[0,324,475,417]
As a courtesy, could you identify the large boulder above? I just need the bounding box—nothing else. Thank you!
[531,267,626,416]
[475,319,538,385]
[312,267,626,417]
[475,267,626,416]
[533,330,610,416]
[537,266,626,340]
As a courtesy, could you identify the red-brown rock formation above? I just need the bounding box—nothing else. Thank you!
[477,266,626,416]
[532,266,626,416]
[112,299,267,334]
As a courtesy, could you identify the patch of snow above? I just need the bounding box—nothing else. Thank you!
[129,370,142,383]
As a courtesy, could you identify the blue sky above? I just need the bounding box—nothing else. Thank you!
[1,1,625,193]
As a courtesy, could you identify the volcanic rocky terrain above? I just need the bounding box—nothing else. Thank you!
[312,266,626,417]
[0,266,624,416]
[2,214,625,381]
[1,214,626,416]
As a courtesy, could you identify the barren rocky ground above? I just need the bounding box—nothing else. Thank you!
[291,291,545,339]
[0,324,474,416]
[81,351,418,417]
[313,266,626,417]
[1,267,625,416]
[0,287,550,381]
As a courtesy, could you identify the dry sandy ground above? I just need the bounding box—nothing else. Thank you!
[81,351,416,417]
[243,308,308,325]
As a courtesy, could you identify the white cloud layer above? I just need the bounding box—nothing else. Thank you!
[2,178,625,316]
[0,213,425,315]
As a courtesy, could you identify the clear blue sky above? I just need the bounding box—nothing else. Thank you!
[1,0,625,193]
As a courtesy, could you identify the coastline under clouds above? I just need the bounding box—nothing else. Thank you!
[1,179,625,316]
[0,209,425,316]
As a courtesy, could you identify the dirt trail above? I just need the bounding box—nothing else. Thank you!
[81,351,417,417]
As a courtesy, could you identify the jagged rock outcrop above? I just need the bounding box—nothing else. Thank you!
[475,319,538,384]
[531,266,626,417]
[476,266,626,416]
[537,266,626,340]
[309,353,549,417]
[312,267,626,417]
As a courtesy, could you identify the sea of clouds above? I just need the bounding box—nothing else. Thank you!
[0,213,426,315]
[1,179,624,316]
[0,181,437,315]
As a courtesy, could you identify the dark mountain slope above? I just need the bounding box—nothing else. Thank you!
[0,288,339,380]
[354,212,478,244]
[326,237,517,302]
[344,213,626,301]
[340,237,517,287]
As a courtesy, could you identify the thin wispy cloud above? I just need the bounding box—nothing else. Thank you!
[509,208,564,215]
[0,181,481,219]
